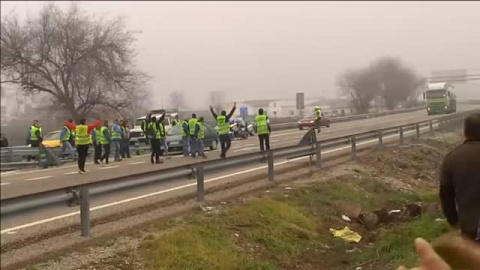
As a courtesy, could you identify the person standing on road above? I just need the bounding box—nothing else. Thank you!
[91,126,102,165]
[65,118,102,174]
[314,106,323,134]
[194,117,207,159]
[99,120,112,166]
[255,108,271,160]
[142,114,152,145]
[439,113,480,242]
[27,120,43,147]
[147,116,163,164]
[111,119,124,162]
[120,120,131,159]
[157,115,169,159]
[181,118,190,157]
[210,102,236,158]
[172,115,180,126]
[60,119,76,159]
[188,114,199,158]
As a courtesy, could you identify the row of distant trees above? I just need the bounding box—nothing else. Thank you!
[1,2,425,122]
[337,57,426,113]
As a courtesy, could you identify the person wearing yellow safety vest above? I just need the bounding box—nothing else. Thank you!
[181,118,190,157]
[314,106,323,134]
[27,120,43,147]
[147,113,166,164]
[111,119,125,162]
[98,120,111,165]
[158,117,169,159]
[60,119,76,159]
[255,108,271,160]
[172,115,180,126]
[65,118,102,174]
[194,117,208,159]
[188,114,199,158]
[209,102,236,158]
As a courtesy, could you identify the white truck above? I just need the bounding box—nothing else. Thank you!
[129,109,179,145]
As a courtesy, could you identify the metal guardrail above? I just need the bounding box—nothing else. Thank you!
[0,109,477,237]
[270,106,426,130]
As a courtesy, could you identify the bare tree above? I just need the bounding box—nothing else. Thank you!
[168,90,186,111]
[208,91,225,113]
[1,3,148,122]
[337,68,380,113]
[370,57,425,110]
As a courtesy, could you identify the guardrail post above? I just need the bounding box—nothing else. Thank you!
[79,188,90,237]
[315,142,322,169]
[267,150,274,181]
[378,131,384,149]
[350,136,357,159]
[196,166,205,202]
[399,126,404,145]
[416,123,420,139]
[429,121,433,133]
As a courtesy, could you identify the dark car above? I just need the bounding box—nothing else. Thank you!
[166,124,219,151]
[297,117,331,130]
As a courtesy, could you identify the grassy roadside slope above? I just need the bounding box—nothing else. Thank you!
[136,135,462,270]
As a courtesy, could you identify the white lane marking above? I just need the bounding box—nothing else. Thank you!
[0,124,436,234]
[99,165,120,170]
[1,182,11,186]
[25,176,53,182]
[129,161,146,165]
[1,171,19,176]
[65,172,79,175]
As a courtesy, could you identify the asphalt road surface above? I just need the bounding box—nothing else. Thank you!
[1,105,479,233]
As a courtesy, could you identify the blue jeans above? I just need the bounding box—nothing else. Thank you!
[61,141,75,158]
[112,140,121,160]
[121,139,130,158]
[160,139,168,157]
[182,137,190,156]
[190,138,198,156]
[198,139,205,156]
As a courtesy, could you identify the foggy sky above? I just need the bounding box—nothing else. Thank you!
[2,1,480,109]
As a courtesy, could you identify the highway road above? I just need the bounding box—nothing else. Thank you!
[1,105,479,235]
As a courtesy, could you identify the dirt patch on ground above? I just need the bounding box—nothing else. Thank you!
[12,133,462,270]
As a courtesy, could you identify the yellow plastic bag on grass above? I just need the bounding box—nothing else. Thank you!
[329,226,362,243]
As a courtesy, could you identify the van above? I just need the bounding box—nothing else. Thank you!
[129,109,179,144]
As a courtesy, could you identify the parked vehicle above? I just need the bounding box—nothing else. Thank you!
[41,131,63,148]
[130,109,179,144]
[166,124,219,151]
[297,116,331,130]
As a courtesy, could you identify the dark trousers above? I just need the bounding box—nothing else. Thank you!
[76,144,89,171]
[150,139,160,161]
[258,134,270,152]
[219,134,231,157]
[94,143,102,163]
[100,144,111,164]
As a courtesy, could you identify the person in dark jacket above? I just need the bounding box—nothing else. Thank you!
[0,133,8,148]
[439,113,480,242]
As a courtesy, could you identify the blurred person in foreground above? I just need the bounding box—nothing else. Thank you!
[98,120,111,166]
[1,133,9,148]
[397,236,480,270]
[181,117,190,157]
[91,125,102,165]
[60,119,76,159]
[439,113,480,242]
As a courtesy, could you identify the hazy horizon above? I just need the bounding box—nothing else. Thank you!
[2,1,479,109]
